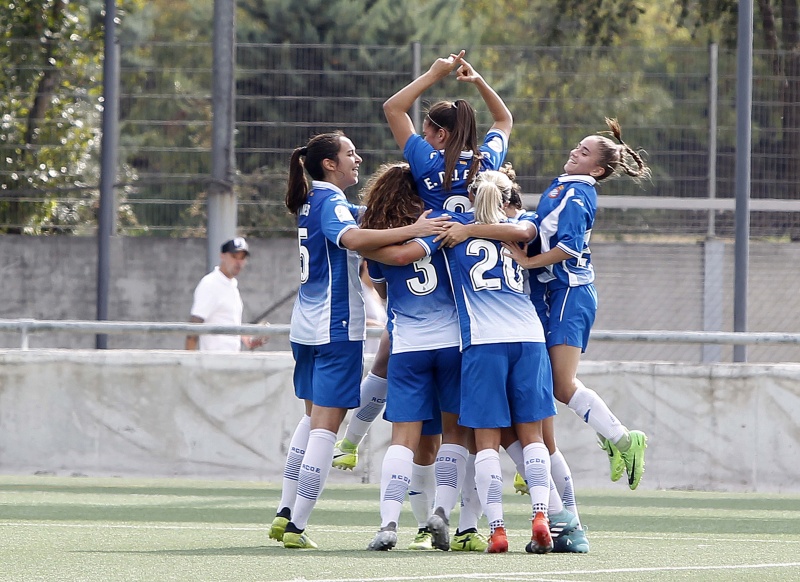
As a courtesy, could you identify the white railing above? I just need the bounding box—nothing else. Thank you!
[2,318,800,351]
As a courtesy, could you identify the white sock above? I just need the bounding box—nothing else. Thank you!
[457,454,482,533]
[567,383,627,444]
[409,462,436,527]
[523,442,550,516]
[379,445,414,528]
[290,428,336,530]
[344,373,387,445]
[548,476,564,513]
[550,448,581,528]
[474,449,504,533]
[277,415,311,515]
[504,440,525,476]
[433,443,468,519]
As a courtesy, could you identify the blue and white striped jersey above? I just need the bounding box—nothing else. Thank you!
[403,129,508,212]
[534,175,597,289]
[289,180,366,345]
[367,245,459,354]
[443,212,545,350]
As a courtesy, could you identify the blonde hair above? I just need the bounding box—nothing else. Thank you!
[469,170,513,225]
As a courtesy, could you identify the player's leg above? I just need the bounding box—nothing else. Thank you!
[408,431,440,550]
[333,329,390,470]
[284,341,362,549]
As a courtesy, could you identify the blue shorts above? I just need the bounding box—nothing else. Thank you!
[544,284,597,352]
[290,340,363,409]
[385,346,461,424]
[460,342,555,429]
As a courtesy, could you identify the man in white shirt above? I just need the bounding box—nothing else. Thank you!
[185,237,267,352]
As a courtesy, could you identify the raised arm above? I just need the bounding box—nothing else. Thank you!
[455,57,512,138]
[383,50,465,150]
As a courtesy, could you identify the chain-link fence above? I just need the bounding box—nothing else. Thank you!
[3,42,800,237]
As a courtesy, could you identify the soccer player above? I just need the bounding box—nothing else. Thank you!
[503,118,652,492]
[443,170,557,554]
[383,50,512,212]
[267,132,448,550]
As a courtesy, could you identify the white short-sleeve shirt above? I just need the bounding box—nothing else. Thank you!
[190,266,243,352]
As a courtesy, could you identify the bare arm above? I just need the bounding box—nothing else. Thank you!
[185,315,203,350]
[340,210,449,252]
[455,58,512,137]
[383,50,465,150]
[359,240,428,266]
[435,220,535,248]
[502,242,572,270]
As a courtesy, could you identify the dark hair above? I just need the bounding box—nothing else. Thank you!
[360,162,424,230]
[285,131,345,215]
[594,118,651,183]
[426,99,481,191]
[498,163,523,209]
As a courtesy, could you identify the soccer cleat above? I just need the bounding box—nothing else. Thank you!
[525,511,553,554]
[408,528,434,550]
[268,516,289,542]
[598,436,625,482]
[367,523,398,551]
[283,530,318,549]
[426,506,450,551]
[620,430,648,490]
[513,472,530,495]
[332,438,359,470]
[450,528,489,552]
[552,527,590,553]
[547,509,579,540]
[486,527,508,553]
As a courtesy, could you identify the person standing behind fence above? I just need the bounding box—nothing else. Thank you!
[267,131,449,550]
[383,49,512,213]
[503,118,652,491]
[185,237,267,352]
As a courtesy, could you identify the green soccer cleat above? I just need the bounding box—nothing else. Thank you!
[268,516,289,542]
[513,471,529,495]
[408,528,434,550]
[552,527,590,553]
[620,430,648,490]
[283,530,318,549]
[598,436,625,482]
[332,438,358,470]
[450,528,489,552]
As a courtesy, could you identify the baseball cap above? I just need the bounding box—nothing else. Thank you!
[221,237,250,256]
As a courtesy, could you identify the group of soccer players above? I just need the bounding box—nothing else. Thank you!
[267,50,652,553]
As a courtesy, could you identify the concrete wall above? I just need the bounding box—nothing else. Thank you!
[1,349,799,493]
[2,236,799,362]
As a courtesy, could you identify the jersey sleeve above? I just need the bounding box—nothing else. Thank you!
[319,194,359,248]
[478,129,509,171]
[367,259,385,283]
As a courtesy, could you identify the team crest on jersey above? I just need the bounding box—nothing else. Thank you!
[549,185,565,198]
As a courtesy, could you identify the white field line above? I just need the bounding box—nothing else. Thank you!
[270,562,800,582]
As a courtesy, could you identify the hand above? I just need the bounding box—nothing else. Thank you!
[455,58,483,85]
[409,209,451,237]
[433,221,469,248]
[429,50,466,79]
[501,241,527,265]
